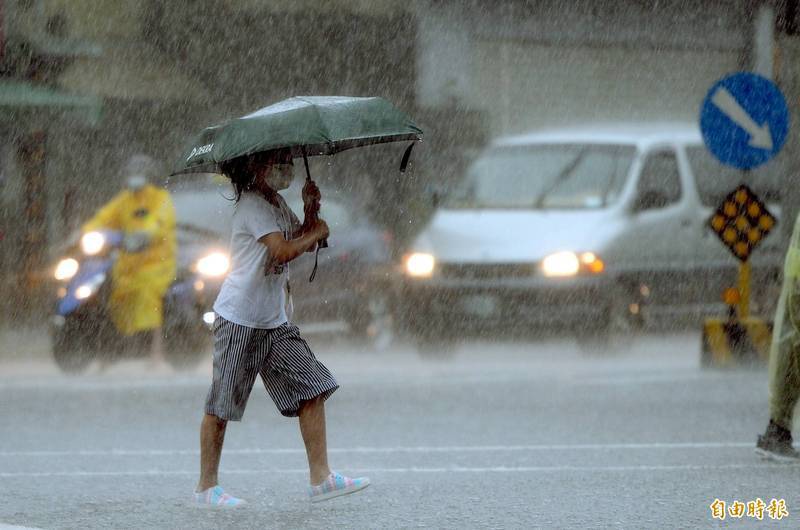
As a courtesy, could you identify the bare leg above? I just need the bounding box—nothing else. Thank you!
[197,414,227,492]
[299,396,332,485]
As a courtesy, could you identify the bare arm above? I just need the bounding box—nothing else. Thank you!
[290,218,321,252]
[259,220,329,265]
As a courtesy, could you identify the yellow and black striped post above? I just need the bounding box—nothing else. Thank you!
[701,314,772,367]
[701,270,773,368]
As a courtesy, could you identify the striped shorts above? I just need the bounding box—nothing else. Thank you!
[204,316,339,421]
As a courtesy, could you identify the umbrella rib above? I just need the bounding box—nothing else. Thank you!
[304,98,333,148]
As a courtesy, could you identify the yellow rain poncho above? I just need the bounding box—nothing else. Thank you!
[83,185,177,336]
[768,212,800,430]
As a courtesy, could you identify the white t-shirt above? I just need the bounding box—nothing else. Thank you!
[213,191,301,329]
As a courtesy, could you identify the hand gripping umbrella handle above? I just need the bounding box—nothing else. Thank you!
[302,149,328,249]
[308,204,328,249]
[305,205,328,249]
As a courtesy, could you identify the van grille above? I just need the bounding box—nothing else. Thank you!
[439,263,536,279]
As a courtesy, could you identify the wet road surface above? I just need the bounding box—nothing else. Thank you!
[0,331,796,528]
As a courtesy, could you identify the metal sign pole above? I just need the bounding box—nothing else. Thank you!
[738,168,751,320]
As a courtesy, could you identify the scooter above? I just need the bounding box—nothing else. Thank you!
[51,229,228,373]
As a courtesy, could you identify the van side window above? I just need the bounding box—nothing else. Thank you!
[635,151,681,211]
[687,146,784,207]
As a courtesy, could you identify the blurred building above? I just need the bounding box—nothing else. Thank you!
[421,1,753,134]
[0,0,798,319]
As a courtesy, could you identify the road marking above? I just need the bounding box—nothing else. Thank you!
[0,378,207,391]
[0,364,748,390]
[0,525,43,530]
[0,442,755,458]
[574,371,762,386]
[1,462,796,478]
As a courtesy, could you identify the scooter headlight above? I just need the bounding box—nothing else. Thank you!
[75,285,94,300]
[54,258,79,281]
[81,231,107,255]
[196,252,230,277]
[74,273,106,300]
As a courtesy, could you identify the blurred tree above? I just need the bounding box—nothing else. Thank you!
[0,0,102,319]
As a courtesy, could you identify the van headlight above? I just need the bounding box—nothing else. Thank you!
[54,258,79,281]
[404,252,435,278]
[81,231,106,255]
[542,251,605,277]
[196,252,230,277]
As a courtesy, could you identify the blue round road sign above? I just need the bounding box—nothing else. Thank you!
[700,72,789,170]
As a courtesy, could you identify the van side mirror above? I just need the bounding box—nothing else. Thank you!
[632,190,668,212]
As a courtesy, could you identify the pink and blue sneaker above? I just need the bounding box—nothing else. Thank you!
[309,471,370,503]
[194,485,246,508]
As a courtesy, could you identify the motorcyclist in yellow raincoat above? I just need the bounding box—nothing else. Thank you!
[756,212,800,461]
[82,163,176,366]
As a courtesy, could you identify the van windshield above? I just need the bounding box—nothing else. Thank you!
[445,144,635,209]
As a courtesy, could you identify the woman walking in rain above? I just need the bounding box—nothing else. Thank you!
[194,149,369,506]
[756,212,800,461]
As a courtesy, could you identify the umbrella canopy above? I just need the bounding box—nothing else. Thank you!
[172,96,422,175]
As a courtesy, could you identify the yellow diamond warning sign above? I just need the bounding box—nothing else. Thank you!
[709,184,776,262]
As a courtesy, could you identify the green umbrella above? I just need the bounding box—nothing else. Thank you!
[172,95,422,280]
[172,96,422,175]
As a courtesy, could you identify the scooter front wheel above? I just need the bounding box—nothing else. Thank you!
[52,342,94,373]
[51,322,95,374]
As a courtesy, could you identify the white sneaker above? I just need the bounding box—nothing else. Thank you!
[308,472,370,503]
[194,485,246,508]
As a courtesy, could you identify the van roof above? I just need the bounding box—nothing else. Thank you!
[494,122,702,149]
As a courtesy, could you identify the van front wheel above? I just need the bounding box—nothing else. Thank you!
[576,292,639,353]
[400,310,457,357]
[413,334,458,358]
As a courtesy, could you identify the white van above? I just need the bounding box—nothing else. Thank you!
[397,123,785,346]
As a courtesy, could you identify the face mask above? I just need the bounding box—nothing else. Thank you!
[263,163,293,191]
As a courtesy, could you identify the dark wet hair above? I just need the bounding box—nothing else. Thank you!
[220,149,292,202]
[220,156,252,202]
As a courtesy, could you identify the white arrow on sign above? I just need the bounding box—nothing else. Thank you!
[711,87,773,150]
